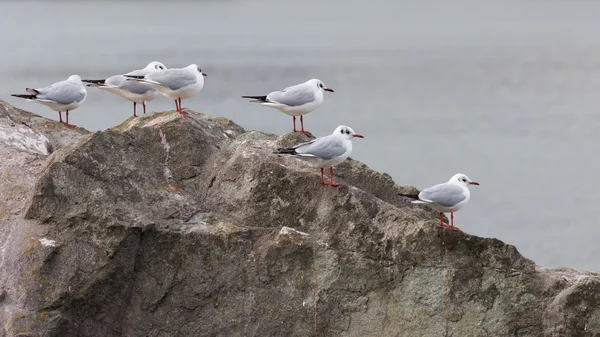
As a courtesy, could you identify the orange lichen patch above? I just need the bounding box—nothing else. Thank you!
[217,222,243,236]
[160,184,182,194]
[0,209,10,219]
[262,307,278,320]
[213,117,234,127]
[21,237,38,257]
[219,151,233,160]
[7,310,55,335]
[6,311,26,333]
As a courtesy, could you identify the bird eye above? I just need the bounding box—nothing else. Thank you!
[320,83,323,88]
[197,67,202,73]
[346,131,350,134]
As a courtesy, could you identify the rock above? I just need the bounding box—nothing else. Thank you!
[0,101,598,336]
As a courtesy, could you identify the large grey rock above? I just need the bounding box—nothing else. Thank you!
[0,101,598,337]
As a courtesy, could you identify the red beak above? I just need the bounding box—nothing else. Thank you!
[202,73,208,77]
[324,88,334,92]
[353,134,364,138]
[469,181,480,185]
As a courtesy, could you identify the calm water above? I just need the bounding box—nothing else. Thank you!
[2,0,600,271]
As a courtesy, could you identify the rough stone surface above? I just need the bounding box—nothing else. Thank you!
[0,101,599,337]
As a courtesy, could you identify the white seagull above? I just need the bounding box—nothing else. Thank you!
[275,125,363,186]
[82,61,167,117]
[399,173,480,231]
[125,64,207,115]
[242,79,334,137]
[11,75,87,127]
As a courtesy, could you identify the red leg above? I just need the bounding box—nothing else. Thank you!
[177,98,188,116]
[174,99,180,112]
[64,111,75,128]
[133,102,137,117]
[439,212,451,229]
[329,167,341,187]
[299,115,312,137]
[143,102,147,114]
[58,111,63,123]
[449,212,461,232]
[320,168,327,185]
[292,116,298,132]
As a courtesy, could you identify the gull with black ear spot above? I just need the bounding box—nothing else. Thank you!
[399,173,480,231]
[83,61,168,117]
[274,125,363,187]
[242,78,334,137]
[125,64,207,116]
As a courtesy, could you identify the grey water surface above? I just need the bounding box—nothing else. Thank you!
[2,0,600,271]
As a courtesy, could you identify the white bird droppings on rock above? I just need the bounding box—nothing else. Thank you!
[39,238,58,247]
[159,129,175,185]
[279,226,309,236]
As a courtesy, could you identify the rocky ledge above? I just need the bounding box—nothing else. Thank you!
[0,100,598,337]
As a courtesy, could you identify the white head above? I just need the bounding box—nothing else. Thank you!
[67,75,82,84]
[332,125,364,140]
[188,64,207,77]
[146,61,167,71]
[449,173,479,187]
[307,79,334,93]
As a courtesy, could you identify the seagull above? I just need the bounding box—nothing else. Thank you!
[242,79,334,137]
[399,173,480,231]
[11,75,87,127]
[82,61,167,117]
[124,64,207,115]
[274,125,363,187]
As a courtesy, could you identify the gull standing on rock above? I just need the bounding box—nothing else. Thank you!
[124,64,207,116]
[399,173,480,231]
[10,75,87,127]
[242,79,334,137]
[275,125,363,187]
[82,61,167,117]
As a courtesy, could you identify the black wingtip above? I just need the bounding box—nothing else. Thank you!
[11,94,36,99]
[124,75,145,79]
[398,193,420,200]
[241,95,268,102]
[274,147,297,155]
[82,79,106,84]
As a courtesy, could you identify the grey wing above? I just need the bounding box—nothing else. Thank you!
[267,85,315,107]
[295,135,346,160]
[147,69,195,90]
[105,75,154,95]
[418,183,466,207]
[37,81,85,104]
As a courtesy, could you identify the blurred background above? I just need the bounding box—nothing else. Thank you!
[2,0,600,271]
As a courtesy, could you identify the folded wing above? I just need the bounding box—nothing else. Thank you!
[418,183,466,207]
